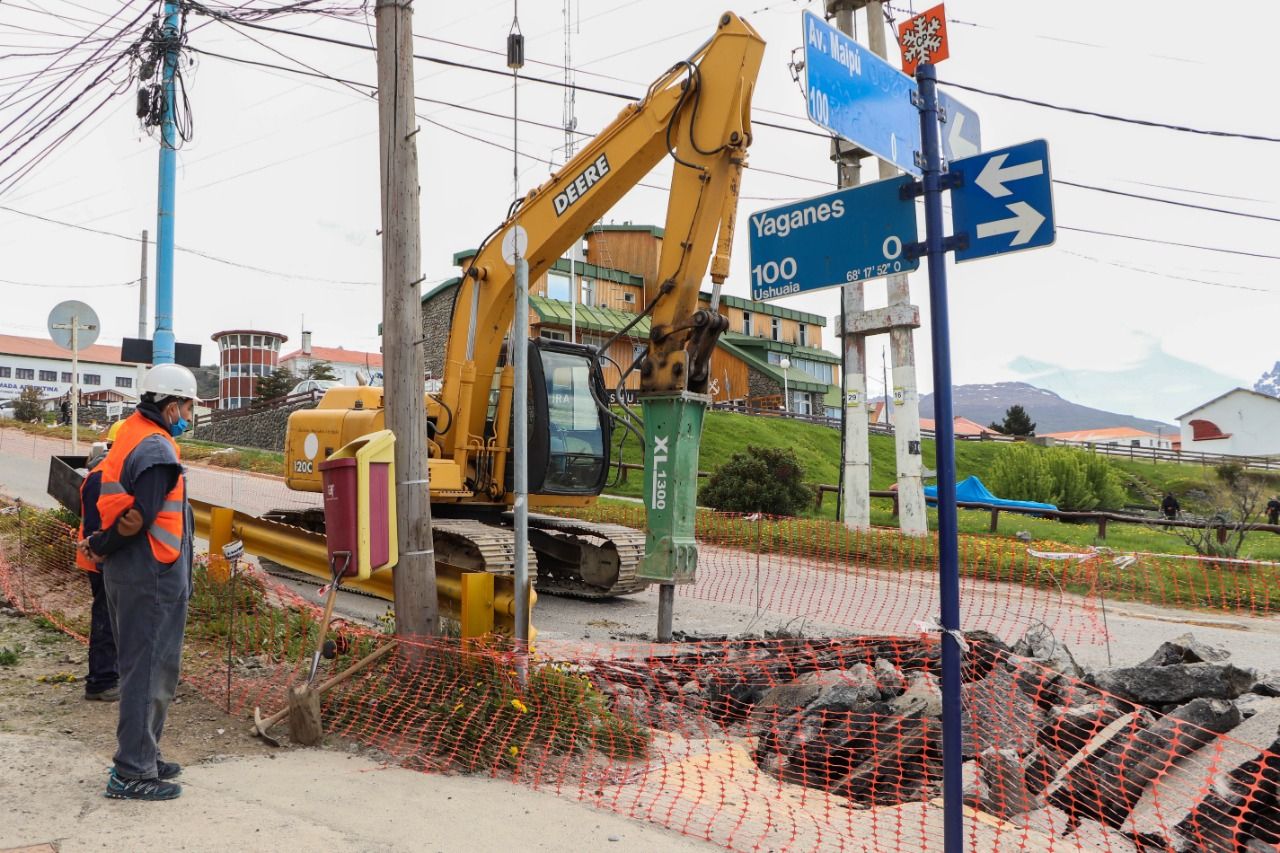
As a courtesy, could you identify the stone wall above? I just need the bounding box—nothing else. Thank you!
[191,401,317,452]
[421,283,459,380]
[747,369,781,400]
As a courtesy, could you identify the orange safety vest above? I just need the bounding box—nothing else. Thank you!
[96,412,186,564]
[75,466,103,573]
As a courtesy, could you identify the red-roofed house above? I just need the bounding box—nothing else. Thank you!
[279,332,382,386]
[1039,426,1175,451]
[0,333,137,404]
[919,416,991,438]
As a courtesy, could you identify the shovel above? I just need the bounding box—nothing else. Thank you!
[251,640,395,747]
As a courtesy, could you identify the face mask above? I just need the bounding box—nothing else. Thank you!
[169,416,189,437]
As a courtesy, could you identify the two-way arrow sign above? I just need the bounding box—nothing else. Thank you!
[949,139,1055,262]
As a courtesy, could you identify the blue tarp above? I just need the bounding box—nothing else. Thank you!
[923,475,1058,512]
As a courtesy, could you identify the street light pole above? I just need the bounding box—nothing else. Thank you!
[780,357,791,413]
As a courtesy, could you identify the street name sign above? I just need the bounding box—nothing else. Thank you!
[803,10,920,175]
[748,175,920,301]
[804,11,981,172]
[949,139,1054,262]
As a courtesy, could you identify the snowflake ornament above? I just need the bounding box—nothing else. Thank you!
[898,5,949,76]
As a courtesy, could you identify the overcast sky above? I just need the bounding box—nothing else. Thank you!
[1,0,1276,421]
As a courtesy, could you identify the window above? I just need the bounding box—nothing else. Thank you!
[1189,419,1230,441]
[622,291,636,304]
[742,311,752,336]
[580,279,595,307]
[539,329,567,341]
[16,368,34,380]
[582,334,607,351]
[116,377,133,389]
[546,271,571,302]
[793,392,812,415]
[798,324,808,347]
[83,373,100,385]
[771,316,781,341]
[0,367,9,377]
[61,372,72,383]
[39,370,57,381]
[252,335,263,349]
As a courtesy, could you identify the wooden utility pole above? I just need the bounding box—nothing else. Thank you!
[375,0,438,638]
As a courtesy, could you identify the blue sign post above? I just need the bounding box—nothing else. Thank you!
[914,62,965,853]
[748,176,920,301]
[949,139,1055,262]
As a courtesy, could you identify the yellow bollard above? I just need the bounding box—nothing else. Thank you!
[206,506,234,584]
[459,572,495,638]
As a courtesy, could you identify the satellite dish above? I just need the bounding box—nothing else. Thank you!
[47,300,100,350]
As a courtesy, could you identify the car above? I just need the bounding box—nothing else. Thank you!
[289,379,341,397]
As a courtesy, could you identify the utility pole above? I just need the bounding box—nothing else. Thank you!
[152,1,180,366]
[865,0,928,537]
[828,0,870,530]
[375,0,439,639]
[509,7,532,655]
[137,230,148,395]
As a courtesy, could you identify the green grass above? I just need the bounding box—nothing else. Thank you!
[604,410,1280,562]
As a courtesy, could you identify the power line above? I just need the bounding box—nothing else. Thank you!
[1055,180,1280,224]
[1059,226,1280,262]
[0,204,379,284]
[1060,251,1272,294]
[0,275,139,288]
[937,79,1280,143]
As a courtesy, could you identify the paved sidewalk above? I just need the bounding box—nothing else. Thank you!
[1,733,719,853]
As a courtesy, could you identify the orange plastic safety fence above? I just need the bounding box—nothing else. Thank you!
[3,505,1278,852]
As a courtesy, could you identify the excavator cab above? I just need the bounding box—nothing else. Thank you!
[507,338,612,497]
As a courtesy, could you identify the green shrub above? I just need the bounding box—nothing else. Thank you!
[13,387,42,422]
[700,445,813,516]
[988,444,1125,511]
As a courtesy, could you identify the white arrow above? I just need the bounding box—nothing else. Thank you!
[974,154,1043,198]
[976,201,1045,246]
[948,111,979,159]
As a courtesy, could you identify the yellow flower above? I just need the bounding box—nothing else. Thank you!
[452,702,464,714]
[508,746,519,757]
[510,698,528,714]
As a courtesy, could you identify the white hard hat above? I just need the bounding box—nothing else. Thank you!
[141,363,200,401]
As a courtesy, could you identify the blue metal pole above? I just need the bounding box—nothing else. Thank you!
[916,62,963,853]
[152,0,181,366]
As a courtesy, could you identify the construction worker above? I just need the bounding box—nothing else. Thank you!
[77,364,199,801]
[76,420,131,702]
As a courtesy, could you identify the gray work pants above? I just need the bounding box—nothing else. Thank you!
[102,541,191,780]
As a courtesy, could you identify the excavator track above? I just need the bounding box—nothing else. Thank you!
[261,508,648,598]
[526,514,649,599]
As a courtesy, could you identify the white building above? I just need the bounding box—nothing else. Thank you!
[0,333,137,404]
[279,332,382,387]
[1177,388,1280,457]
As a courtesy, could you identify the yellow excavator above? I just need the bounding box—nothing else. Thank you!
[275,13,765,597]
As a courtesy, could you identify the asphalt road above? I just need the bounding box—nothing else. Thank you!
[4,427,1279,675]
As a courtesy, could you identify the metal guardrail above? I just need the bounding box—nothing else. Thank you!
[191,499,525,635]
[194,389,322,429]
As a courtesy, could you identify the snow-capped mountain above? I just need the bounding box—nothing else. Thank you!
[1254,362,1280,398]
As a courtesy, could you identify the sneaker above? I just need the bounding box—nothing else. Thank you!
[157,760,182,780]
[105,770,182,801]
[85,686,120,702]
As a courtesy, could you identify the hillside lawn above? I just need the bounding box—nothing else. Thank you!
[607,410,1280,562]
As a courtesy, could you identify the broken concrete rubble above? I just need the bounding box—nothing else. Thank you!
[1138,632,1232,667]
[1090,662,1257,705]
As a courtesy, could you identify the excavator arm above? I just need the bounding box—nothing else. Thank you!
[440,13,764,584]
